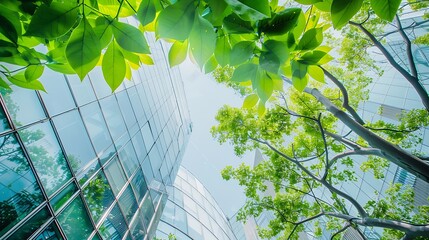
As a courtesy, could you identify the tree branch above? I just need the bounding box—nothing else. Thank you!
[327,148,384,169]
[330,223,351,240]
[395,14,418,78]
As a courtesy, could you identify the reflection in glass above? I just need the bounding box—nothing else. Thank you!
[104,157,127,196]
[0,106,10,133]
[58,196,94,240]
[66,75,96,106]
[51,182,78,212]
[53,110,96,174]
[118,185,138,223]
[83,171,114,224]
[0,133,44,236]
[34,221,64,240]
[140,196,155,228]
[99,95,127,142]
[39,70,75,116]
[7,206,51,239]
[80,102,113,155]
[19,122,72,196]
[116,91,137,130]
[118,142,139,177]
[130,168,148,203]
[1,87,46,127]
[99,204,127,240]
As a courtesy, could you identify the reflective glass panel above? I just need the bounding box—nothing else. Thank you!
[104,157,127,196]
[58,196,94,240]
[1,87,45,127]
[89,68,113,100]
[19,122,72,196]
[118,142,139,177]
[140,195,155,228]
[118,185,138,223]
[116,91,137,130]
[66,75,96,106]
[130,168,147,203]
[83,171,114,224]
[53,110,96,174]
[99,95,127,141]
[99,204,127,240]
[39,71,75,116]
[7,206,51,239]
[0,106,10,133]
[34,221,64,240]
[80,102,112,155]
[51,182,78,212]
[131,132,147,164]
[0,133,44,236]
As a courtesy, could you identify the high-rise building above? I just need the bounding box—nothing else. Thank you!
[0,30,191,240]
[156,166,239,240]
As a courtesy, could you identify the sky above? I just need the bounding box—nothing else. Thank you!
[178,59,254,217]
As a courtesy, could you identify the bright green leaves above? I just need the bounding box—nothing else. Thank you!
[169,40,188,67]
[308,65,324,83]
[230,41,255,66]
[254,70,273,103]
[189,14,216,69]
[297,28,323,50]
[7,73,46,91]
[331,0,363,29]
[259,8,302,36]
[25,65,44,81]
[224,0,271,21]
[25,3,79,39]
[260,40,288,73]
[215,35,232,67]
[65,17,101,80]
[156,0,196,41]
[370,0,401,22]
[103,41,126,91]
[223,13,254,34]
[291,61,308,91]
[243,94,259,108]
[231,63,258,82]
[0,15,18,45]
[137,0,157,26]
[111,20,150,54]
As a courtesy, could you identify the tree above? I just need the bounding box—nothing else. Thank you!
[212,102,429,239]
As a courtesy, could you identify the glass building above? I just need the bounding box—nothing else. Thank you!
[156,167,239,240]
[0,29,191,240]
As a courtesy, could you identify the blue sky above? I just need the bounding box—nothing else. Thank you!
[179,60,254,217]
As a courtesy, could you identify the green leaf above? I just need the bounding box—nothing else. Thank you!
[291,60,308,91]
[155,0,196,41]
[0,15,17,44]
[0,76,11,90]
[257,101,266,116]
[7,73,45,91]
[224,0,271,21]
[25,65,44,81]
[297,28,323,50]
[259,40,288,73]
[314,0,333,12]
[0,40,18,57]
[103,41,126,91]
[331,0,364,29]
[223,13,254,34]
[0,6,22,40]
[94,17,113,49]
[215,35,232,67]
[25,2,79,39]
[295,0,323,4]
[254,70,273,103]
[243,94,259,108]
[298,50,327,64]
[206,0,230,26]
[189,14,217,69]
[230,41,255,66]
[258,8,302,36]
[308,65,325,83]
[231,63,258,82]
[370,0,401,22]
[111,20,150,54]
[65,17,101,80]
[137,0,156,26]
[204,55,218,74]
[46,63,75,74]
[169,40,188,67]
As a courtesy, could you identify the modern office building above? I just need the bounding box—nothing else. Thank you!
[0,28,191,240]
[156,166,239,240]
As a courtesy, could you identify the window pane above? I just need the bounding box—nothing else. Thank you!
[0,106,10,133]
[116,91,137,130]
[51,182,78,213]
[53,110,96,174]
[99,204,127,240]
[40,71,75,116]
[130,168,148,203]
[1,88,45,127]
[7,207,51,239]
[58,196,94,240]
[83,171,114,224]
[89,68,112,100]
[104,157,127,196]
[19,122,72,196]
[118,142,139,178]
[131,132,147,164]
[34,221,64,240]
[99,95,127,142]
[140,195,155,228]
[66,75,96,106]
[0,133,44,236]
[118,185,138,223]
[80,102,112,155]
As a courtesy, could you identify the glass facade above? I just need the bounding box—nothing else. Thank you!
[0,29,191,240]
[156,167,239,240]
